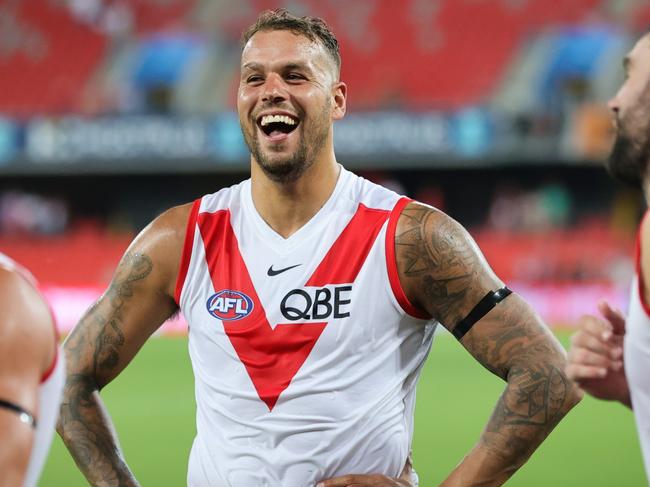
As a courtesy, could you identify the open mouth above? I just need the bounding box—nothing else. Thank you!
[258,114,300,138]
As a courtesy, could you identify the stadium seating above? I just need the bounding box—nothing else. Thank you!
[0,0,107,115]
[262,0,604,109]
[127,0,195,34]
[0,0,631,115]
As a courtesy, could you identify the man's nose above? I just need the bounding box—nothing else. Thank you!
[262,74,287,104]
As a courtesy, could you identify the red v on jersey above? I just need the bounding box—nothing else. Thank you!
[197,204,390,411]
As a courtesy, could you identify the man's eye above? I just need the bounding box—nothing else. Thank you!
[247,76,263,83]
[286,73,304,80]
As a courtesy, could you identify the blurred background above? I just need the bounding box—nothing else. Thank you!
[1,0,648,485]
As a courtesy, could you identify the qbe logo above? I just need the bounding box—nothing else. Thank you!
[206,290,254,321]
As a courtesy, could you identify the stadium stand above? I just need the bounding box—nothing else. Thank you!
[0,0,633,115]
[128,0,195,34]
[0,0,107,115]
[236,0,604,108]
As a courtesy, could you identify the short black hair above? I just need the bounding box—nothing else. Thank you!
[241,8,341,74]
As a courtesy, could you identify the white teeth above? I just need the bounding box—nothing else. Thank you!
[260,114,297,127]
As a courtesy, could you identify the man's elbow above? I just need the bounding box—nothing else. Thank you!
[55,370,99,435]
[548,357,584,419]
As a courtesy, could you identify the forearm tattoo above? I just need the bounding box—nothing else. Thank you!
[58,251,153,486]
[465,297,572,461]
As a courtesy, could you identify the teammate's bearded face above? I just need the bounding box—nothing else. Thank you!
[607,34,650,188]
[238,30,346,183]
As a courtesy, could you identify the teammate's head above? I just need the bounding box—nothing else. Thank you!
[238,9,347,183]
[607,32,650,188]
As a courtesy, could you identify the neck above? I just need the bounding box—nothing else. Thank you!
[250,150,341,239]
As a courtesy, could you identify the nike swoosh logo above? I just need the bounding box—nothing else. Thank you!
[267,264,301,276]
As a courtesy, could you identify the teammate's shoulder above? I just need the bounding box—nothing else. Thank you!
[0,263,54,355]
[0,259,42,305]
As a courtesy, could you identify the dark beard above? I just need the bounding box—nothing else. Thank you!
[606,131,649,189]
[242,107,330,184]
[250,133,311,183]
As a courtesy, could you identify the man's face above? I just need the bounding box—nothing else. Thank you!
[237,29,346,183]
[607,34,650,188]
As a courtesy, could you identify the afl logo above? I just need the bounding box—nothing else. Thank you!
[206,290,254,321]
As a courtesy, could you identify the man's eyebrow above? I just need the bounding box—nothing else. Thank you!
[242,61,313,72]
[242,62,263,71]
[283,62,311,71]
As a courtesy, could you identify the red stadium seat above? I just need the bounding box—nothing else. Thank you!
[0,0,107,116]
[126,0,195,34]
[244,0,603,109]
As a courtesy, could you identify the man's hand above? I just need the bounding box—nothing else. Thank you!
[316,455,415,487]
[566,301,631,408]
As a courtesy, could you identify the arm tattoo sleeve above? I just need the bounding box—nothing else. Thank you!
[396,203,580,478]
[58,251,154,486]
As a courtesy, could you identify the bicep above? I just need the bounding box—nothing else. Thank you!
[395,202,565,377]
[64,206,190,388]
[65,226,187,394]
[395,202,503,328]
[64,250,177,388]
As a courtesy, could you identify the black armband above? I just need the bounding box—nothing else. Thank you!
[0,398,37,428]
[452,287,512,340]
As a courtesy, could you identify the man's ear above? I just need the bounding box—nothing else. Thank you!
[332,81,347,120]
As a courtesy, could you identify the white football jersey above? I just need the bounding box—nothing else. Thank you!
[175,167,436,486]
[0,253,64,487]
[625,221,650,483]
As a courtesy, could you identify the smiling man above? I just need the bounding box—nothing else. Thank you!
[57,9,581,487]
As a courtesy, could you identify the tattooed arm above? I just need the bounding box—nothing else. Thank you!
[56,204,191,487]
[395,202,582,486]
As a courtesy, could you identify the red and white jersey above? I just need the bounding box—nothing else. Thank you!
[175,167,435,487]
[0,253,64,487]
[625,217,650,482]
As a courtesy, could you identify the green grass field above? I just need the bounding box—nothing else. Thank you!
[41,332,646,486]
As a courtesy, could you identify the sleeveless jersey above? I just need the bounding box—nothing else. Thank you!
[0,253,65,487]
[625,216,650,481]
[175,167,436,486]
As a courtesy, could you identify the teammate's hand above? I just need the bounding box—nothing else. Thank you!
[316,454,415,486]
[566,301,631,407]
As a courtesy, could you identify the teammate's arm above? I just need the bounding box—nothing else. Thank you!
[56,204,190,487]
[0,267,56,487]
[395,202,582,486]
